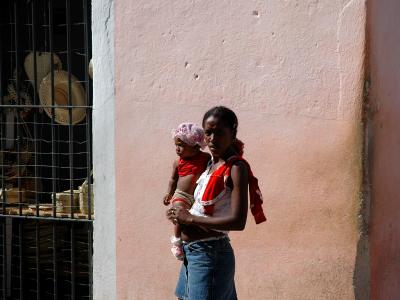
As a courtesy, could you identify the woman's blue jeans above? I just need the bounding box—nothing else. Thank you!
[175,236,237,300]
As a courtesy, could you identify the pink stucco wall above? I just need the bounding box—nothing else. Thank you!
[368,0,400,299]
[114,1,366,299]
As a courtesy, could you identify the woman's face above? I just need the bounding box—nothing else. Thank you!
[203,115,233,158]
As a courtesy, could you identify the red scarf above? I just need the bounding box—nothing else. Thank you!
[201,156,266,224]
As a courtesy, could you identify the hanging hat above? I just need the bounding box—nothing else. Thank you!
[24,52,63,92]
[88,58,93,79]
[39,70,86,125]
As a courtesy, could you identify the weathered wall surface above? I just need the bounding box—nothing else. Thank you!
[368,0,400,299]
[113,1,366,299]
[92,0,116,299]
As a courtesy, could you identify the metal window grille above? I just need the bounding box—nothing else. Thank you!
[0,0,93,298]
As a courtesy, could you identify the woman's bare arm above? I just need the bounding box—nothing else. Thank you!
[169,162,248,230]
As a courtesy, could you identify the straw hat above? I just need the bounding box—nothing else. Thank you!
[24,52,62,92]
[39,70,86,125]
[88,58,93,79]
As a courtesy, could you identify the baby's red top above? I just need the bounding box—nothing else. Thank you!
[178,151,210,177]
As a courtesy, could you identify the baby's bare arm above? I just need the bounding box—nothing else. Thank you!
[163,159,179,205]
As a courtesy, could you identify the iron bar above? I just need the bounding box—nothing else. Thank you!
[31,0,39,218]
[19,221,23,300]
[66,1,76,295]
[5,218,11,298]
[35,221,40,299]
[83,0,92,221]
[52,222,58,299]
[87,222,93,298]
[0,214,92,223]
[2,219,6,299]
[71,223,75,299]
[0,0,6,217]
[83,1,93,297]
[66,0,75,223]
[14,0,22,217]
[0,104,91,109]
[49,0,57,219]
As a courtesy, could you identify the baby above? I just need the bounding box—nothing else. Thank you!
[163,123,210,260]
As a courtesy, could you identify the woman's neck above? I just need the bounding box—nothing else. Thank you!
[212,147,236,163]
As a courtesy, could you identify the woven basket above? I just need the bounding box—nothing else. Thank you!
[52,190,79,213]
[0,188,26,204]
[79,181,94,215]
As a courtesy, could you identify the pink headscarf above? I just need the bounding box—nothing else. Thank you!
[172,122,206,149]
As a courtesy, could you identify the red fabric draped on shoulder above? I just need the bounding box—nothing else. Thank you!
[201,155,267,224]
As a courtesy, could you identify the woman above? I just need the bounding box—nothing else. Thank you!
[167,106,266,300]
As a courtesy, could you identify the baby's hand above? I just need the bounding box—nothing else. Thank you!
[163,193,172,206]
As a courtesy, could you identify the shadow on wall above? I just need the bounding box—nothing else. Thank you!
[354,234,370,300]
[352,76,372,299]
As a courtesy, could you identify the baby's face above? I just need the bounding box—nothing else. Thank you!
[174,138,199,158]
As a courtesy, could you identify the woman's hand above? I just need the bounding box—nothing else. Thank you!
[166,207,194,225]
